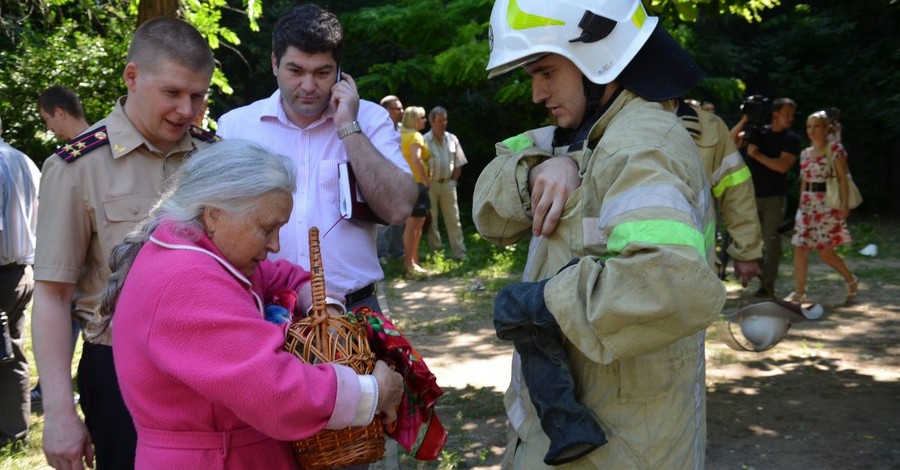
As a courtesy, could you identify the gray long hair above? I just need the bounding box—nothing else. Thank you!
[89,140,297,340]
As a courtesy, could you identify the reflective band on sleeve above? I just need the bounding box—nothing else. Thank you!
[502,134,534,153]
[711,151,744,183]
[704,221,716,251]
[712,165,751,198]
[607,219,706,259]
[600,184,703,233]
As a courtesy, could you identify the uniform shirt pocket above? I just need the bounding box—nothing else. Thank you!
[103,195,159,223]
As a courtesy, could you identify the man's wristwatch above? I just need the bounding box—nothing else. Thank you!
[337,121,362,139]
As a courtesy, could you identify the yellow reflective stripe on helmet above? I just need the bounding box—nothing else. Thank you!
[712,165,751,198]
[632,3,648,28]
[607,219,706,259]
[507,0,565,30]
[502,133,534,153]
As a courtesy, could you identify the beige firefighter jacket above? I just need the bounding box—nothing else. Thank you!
[473,91,726,469]
[680,104,763,261]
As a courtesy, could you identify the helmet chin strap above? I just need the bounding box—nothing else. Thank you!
[583,76,606,119]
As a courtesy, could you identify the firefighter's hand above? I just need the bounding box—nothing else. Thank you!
[733,259,761,287]
[529,157,581,237]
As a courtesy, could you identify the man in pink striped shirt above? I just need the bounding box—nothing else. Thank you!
[217,4,416,315]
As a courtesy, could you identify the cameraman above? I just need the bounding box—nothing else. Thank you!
[730,97,801,298]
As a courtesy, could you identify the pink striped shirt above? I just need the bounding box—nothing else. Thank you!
[217,90,410,298]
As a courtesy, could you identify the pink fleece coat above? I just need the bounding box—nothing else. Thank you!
[112,222,363,469]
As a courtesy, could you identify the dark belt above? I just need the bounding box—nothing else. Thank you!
[434,178,450,183]
[805,182,827,192]
[345,282,376,305]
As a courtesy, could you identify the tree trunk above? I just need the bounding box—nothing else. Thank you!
[137,0,181,26]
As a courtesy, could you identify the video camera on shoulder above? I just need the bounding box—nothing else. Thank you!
[740,94,770,146]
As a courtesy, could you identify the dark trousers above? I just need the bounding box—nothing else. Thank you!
[347,292,381,315]
[756,196,786,295]
[0,264,33,446]
[493,283,606,465]
[376,224,405,259]
[77,342,137,469]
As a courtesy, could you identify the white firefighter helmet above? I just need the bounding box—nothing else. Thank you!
[486,0,704,101]
[720,300,823,352]
[486,0,656,82]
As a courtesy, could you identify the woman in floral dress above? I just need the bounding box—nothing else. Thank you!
[788,111,858,304]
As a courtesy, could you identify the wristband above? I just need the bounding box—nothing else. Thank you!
[337,121,362,139]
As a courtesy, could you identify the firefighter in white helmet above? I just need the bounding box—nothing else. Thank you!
[475,0,726,468]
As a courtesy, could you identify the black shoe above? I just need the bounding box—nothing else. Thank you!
[753,287,774,299]
[30,386,42,403]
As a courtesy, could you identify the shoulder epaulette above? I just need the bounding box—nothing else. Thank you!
[189,125,221,143]
[54,126,110,163]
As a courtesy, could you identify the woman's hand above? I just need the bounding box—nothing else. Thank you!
[839,204,850,221]
[372,360,403,424]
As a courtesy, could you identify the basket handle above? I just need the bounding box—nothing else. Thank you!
[308,227,328,325]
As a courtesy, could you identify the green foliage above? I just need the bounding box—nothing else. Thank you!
[3,0,898,213]
[0,5,131,164]
[647,0,783,22]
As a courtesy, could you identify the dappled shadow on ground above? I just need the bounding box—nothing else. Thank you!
[719,282,900,361]
[706,355,900,469]
[389,272,900,469]
[386,277,513,370]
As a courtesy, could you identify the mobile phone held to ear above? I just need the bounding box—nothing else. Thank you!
[336,64,342,84]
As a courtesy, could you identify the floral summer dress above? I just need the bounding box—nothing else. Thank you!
[791,143,852,249]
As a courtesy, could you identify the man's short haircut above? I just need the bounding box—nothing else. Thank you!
[428,106,448,121]
[38,85,85,119]
[771,97,796,112]
[127,17,214,74]
[273,4,343,66]
[380,95,400,108]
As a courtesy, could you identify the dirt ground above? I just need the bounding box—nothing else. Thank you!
[382,256,900,469]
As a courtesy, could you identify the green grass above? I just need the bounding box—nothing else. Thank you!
[383,228,528,282]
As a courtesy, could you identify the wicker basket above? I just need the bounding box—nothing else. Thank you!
[283,227,385,469]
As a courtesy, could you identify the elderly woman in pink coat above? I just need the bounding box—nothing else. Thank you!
[91,140,403,469]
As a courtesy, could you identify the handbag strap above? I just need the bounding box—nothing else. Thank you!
[824,142,838,179]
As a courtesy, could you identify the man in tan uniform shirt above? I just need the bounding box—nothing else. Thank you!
[31,18,216,470]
